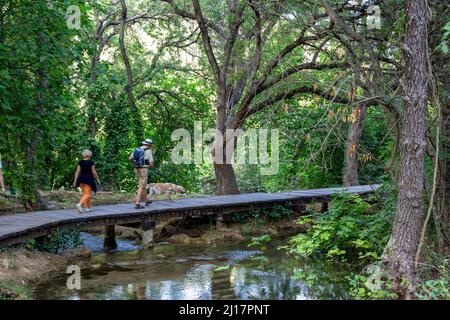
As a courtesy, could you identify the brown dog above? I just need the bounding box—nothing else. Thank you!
[146,183,187,202]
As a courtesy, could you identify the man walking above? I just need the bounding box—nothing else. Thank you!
[129,139,154,209]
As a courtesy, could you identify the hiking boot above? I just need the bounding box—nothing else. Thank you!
[76,203,84,214]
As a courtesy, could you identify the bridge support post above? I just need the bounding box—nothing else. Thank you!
[103,225,117,250]
[141,216,156,249]
[215,214,227,230]
[35,235,49,248]
[292,201,307,214]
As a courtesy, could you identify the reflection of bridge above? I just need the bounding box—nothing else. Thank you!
[0,184,380,249]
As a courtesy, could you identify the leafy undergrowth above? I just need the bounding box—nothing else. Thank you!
[284,189,450,300]
[415,256,450,300]
[347,258,450,300]
[0,281,32,300]
[232,204,293,223]
[284,189,399,299]
[287,192,393,265]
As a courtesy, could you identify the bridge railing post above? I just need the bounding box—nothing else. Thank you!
[141,216,156,249]
[103,225,117,250]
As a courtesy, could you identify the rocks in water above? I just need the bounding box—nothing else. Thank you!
[167,229,245,244]
[82,211,311,247]
[167,234,193,244]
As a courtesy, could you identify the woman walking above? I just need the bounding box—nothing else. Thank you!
[73,150,100,214]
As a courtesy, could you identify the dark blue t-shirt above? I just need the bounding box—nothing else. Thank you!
[76,160,97,192]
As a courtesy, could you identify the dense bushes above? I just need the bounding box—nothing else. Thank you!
[287,192,393,265]
[286,187,450,299]
[232,204,293,223]
[26,228,84,254]
[0,281,31,300]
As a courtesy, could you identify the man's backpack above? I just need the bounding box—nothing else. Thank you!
[132,147,145,167]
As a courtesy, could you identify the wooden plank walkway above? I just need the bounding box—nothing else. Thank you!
[0,184,381,248]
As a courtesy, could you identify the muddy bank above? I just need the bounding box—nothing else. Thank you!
[0,247,92,300]
[157,215,311,244]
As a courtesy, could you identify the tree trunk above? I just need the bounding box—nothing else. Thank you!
[214,163,239,195]
[119,0,143,144]
[213,97,240,195]
[440,68,450,255]
[386,0,429,299]
[343,104,368,186]
[23,129,46,211]
[21,31,49,211]
[87,49,101,138]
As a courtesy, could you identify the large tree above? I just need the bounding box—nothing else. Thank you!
[163,0,388,194]
[386,0,429,299]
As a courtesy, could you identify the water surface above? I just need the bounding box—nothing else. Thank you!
[33,235,353,300]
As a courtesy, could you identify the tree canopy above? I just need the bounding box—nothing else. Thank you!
[0,0,449,299]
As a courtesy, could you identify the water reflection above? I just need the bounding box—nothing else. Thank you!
[232,267,307,300]
[80,232,142,252]
[33,241,352,300]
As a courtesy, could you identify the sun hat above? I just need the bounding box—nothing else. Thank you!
[142,138,153,145]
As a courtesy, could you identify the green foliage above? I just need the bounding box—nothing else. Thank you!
[437,21,450,53]
[232,204,292,223]
[346,260,449,300]
[248,234,272,249]
[235,164,267,193]
[247,234,272,262]
[0,0,92,206]
[99,95,131,189]
[27,227,84,254]
[416,279,450,300]
[288,193,393,265]
[0,281,32,300]
[347,265,398,300]
[415,258,450,300]
[214,265,231,272]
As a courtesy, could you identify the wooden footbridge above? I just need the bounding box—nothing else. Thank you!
[0,184,380,249]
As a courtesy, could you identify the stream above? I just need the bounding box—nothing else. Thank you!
[33,233,354,300]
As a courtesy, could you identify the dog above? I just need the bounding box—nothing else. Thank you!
[146,183,187,202]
